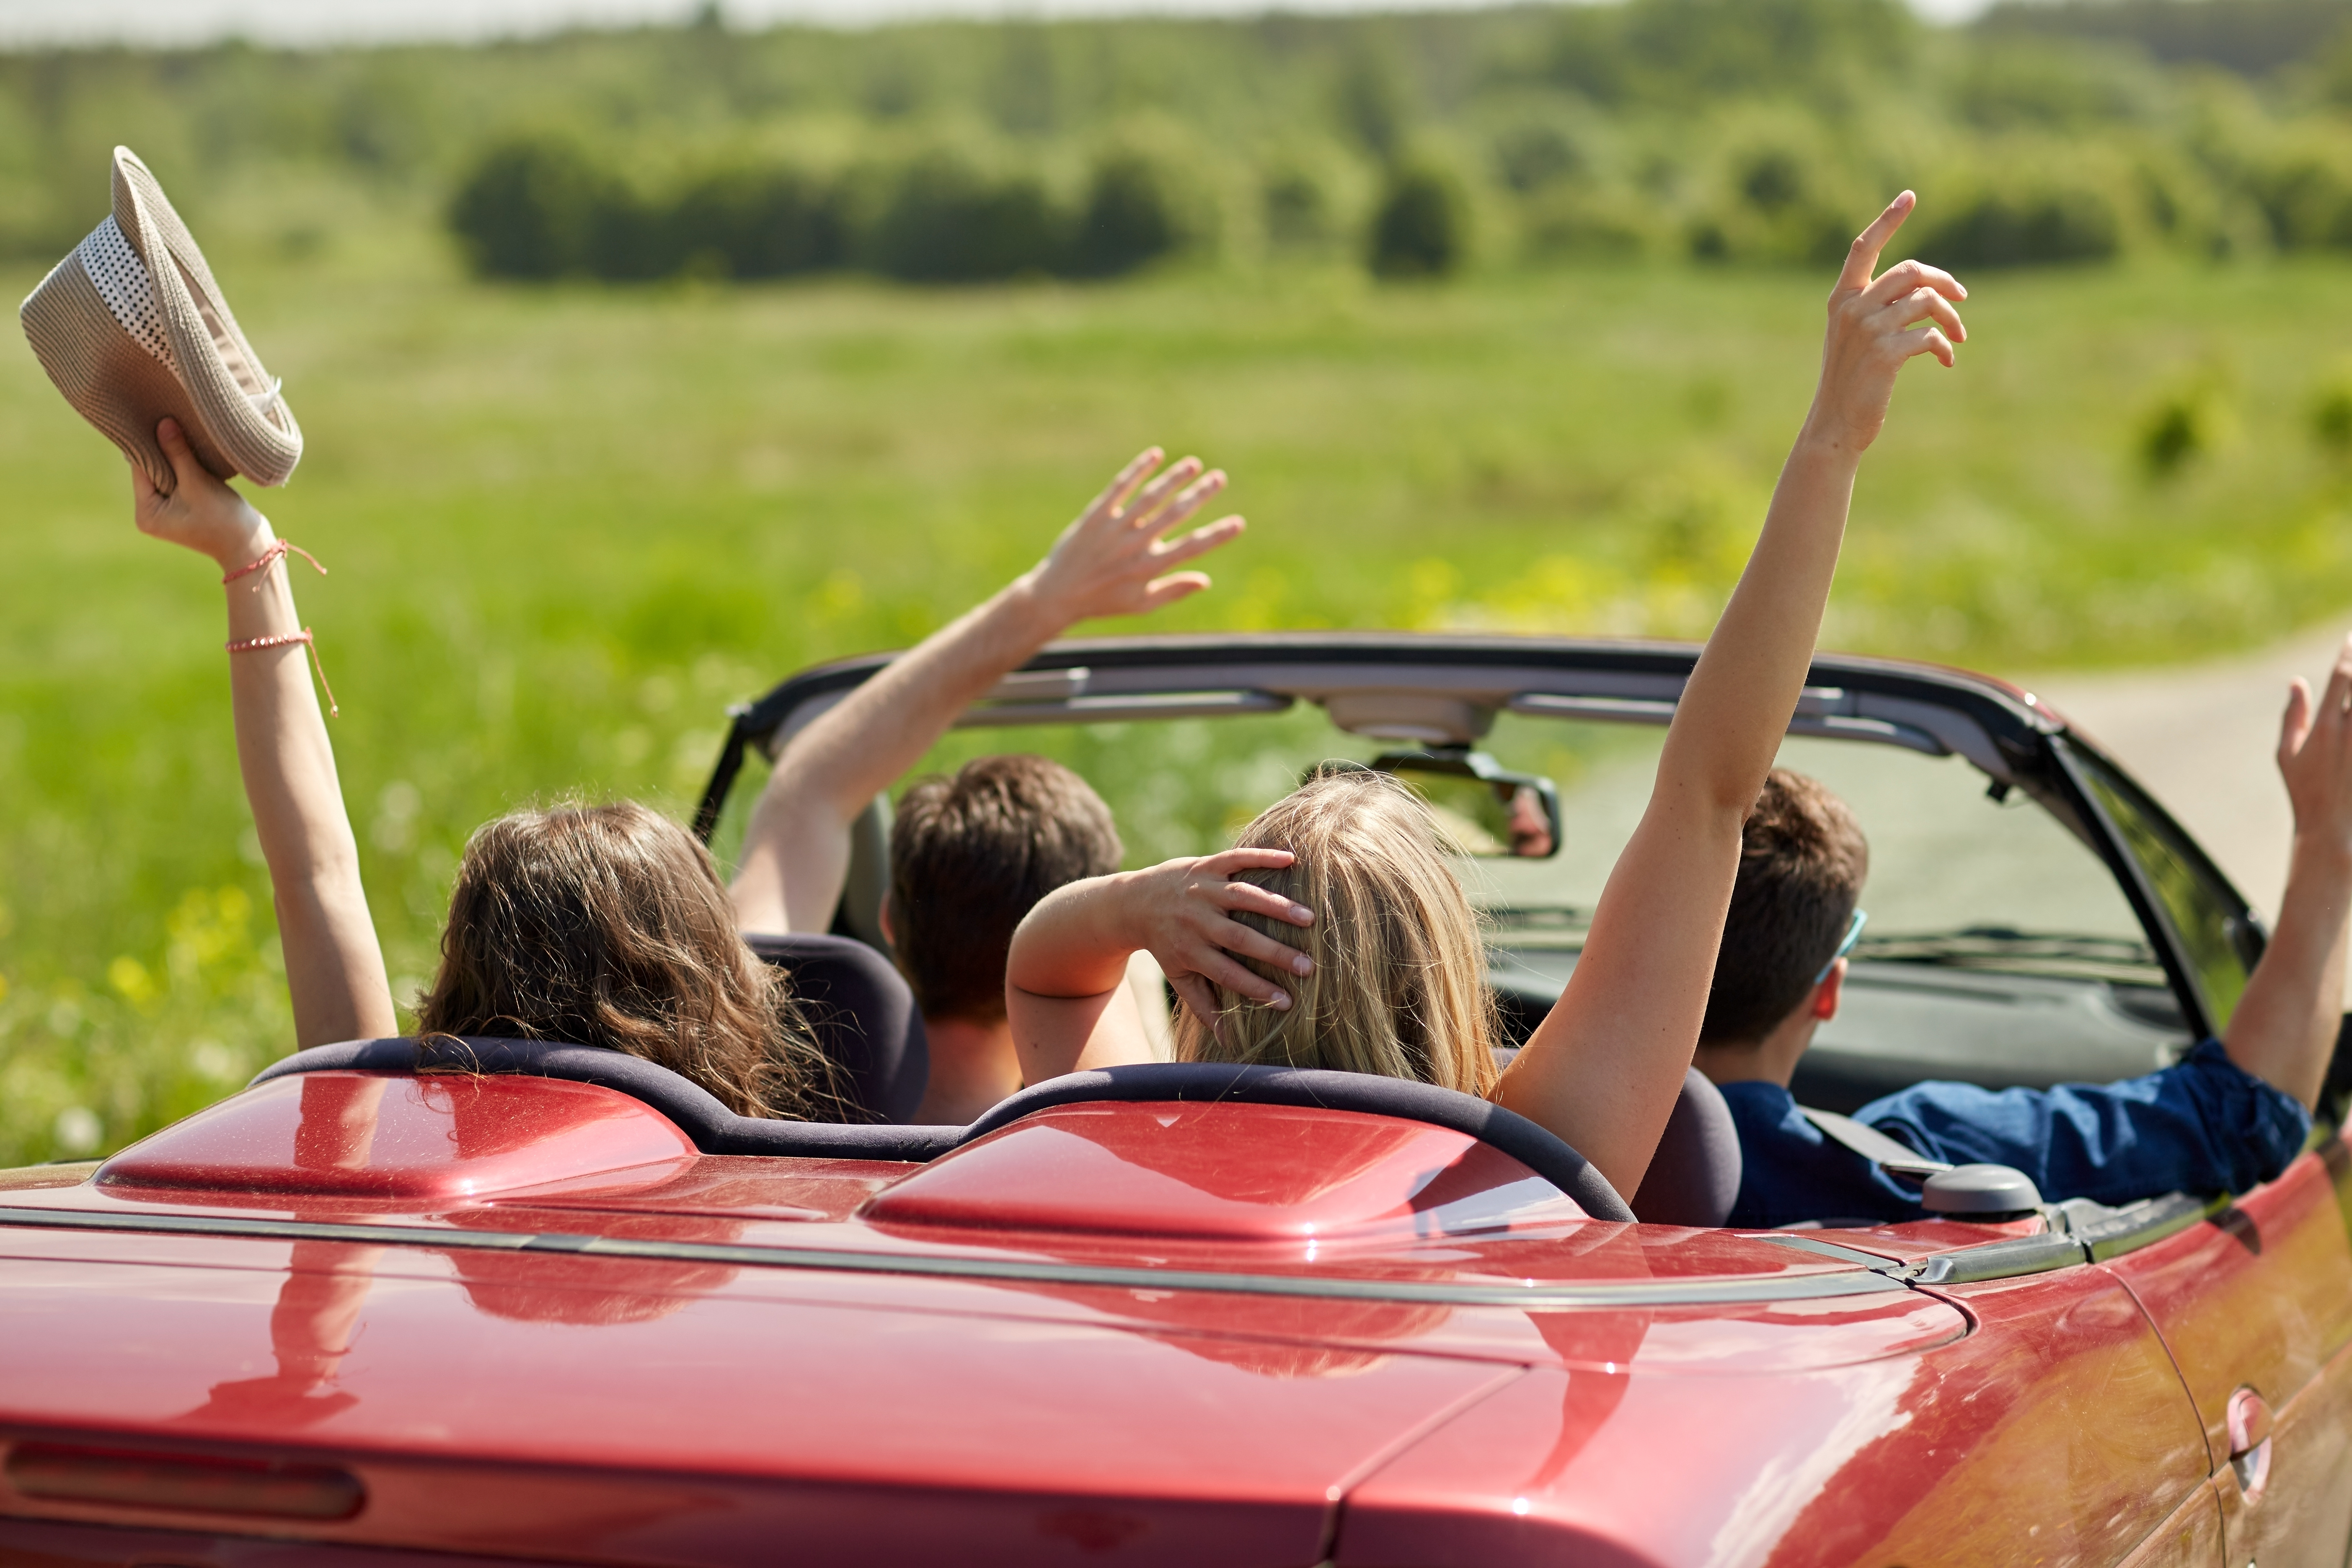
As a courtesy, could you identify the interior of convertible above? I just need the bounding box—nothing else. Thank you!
[607,641,2287,1232]
[713,690,2230,1115]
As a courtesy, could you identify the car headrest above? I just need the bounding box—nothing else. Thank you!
[742,931,928,1124]
[961,1061,1636,1222]
[1628,1067,1743,1227]
[251,1037,961,1163]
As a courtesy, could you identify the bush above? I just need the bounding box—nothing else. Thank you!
[448,134,614,279]
[1916,183,2122,267]
[864,152,1064,281]
[1263,164,1334,250]
[671,162,846,278]
[1369,162,1470,278]
[1067,150,1184,277]
[2311,373,2352,460]
[2137,378,2230,480]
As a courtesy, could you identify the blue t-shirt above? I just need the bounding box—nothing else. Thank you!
[1719,1039,2314,1230]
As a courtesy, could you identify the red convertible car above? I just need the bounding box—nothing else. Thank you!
[2,633,2347,1567]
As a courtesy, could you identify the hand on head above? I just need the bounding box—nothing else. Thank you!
[2277,634,2352,857]
[1119,847,1314,1024]
[1806,191,1968,457]
[1025,447,1245,625]
[133,418,271,569]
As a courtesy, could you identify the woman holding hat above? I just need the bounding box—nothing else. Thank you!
[129,417,847,1120]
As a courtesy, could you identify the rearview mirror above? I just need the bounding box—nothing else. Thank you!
[1370,748,1561,859]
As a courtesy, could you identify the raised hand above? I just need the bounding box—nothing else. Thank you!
[1806,192,1967,457]
[2278,636,2352,857]
[1111,848,1315,1021]
[133,418,273,570]
[1024,448,1245,625]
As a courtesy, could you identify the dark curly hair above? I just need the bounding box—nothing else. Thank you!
[417,801,840,1120]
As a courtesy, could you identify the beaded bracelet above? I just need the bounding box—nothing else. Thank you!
[225,628,339,717]
[221,542,339,716]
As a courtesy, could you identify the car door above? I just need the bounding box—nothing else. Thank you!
[2060,739,2352,1567]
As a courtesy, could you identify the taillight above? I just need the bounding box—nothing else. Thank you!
[3,1442,364,1520]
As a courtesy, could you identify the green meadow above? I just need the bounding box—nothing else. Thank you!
[10,184,2352,1162]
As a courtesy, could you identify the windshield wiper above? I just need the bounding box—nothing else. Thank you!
[1853,926,2162,982]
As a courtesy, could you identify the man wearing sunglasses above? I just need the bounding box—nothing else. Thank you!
[1692,764,2342,1230]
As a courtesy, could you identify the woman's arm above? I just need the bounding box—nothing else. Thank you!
[134,418,397,1049]
[2223,642,2352,1108]
[1497,192,1969,1200]
[730,449,1241,935]
[1007,849,1308,1083]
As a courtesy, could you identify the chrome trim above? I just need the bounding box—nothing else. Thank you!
[0,1204,1905,1310]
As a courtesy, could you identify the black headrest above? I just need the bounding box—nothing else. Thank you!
[1628,1067,1743,1227]
[251,1037,961,1162]
[961,1061,1635,1222]
[742,931,928,1124]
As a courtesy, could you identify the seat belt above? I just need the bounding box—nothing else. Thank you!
[1800,1106,1953,1181]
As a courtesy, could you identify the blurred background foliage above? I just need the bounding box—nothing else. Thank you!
[14,0,2352,280]
[17,0,2352,1163]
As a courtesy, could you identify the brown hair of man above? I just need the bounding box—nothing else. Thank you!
[1699,769,1871,1045]
[889,754,1123,1023]
[419,801,842,1121]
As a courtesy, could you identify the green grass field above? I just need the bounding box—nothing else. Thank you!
[8,199,2352,1164]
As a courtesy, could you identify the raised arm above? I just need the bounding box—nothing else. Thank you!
[1496,193,1968,1199]
[134,419,397,1050]
[730,449,1242,935]
[2222,640,2352,1108]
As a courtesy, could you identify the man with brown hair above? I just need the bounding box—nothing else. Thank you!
[888,753,1123,1025]
[731,449,1241,1124]
[1701,678,2352,1227]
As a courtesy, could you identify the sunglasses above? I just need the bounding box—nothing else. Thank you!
[1814,908,1869,985]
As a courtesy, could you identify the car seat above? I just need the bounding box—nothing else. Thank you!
[1627,1067,1744,1227]
[1491,1052,1742,1227]
[741,931,927,1124]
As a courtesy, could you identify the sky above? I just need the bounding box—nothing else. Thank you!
[0,0,1993,49]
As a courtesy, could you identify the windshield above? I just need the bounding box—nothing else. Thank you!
[1459,716,2158,984]
[722,700,2159,988]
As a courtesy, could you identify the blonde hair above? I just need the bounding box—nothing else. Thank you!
[1173,770,1499,1096]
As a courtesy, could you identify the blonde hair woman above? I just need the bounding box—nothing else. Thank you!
[1008,191,1968,1201]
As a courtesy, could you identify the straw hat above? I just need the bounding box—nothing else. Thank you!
[19,147,300,495]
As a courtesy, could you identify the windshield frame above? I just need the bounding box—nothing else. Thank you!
[700,631,2261,1049]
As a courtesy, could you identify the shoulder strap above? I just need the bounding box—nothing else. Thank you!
[1801,1106,1953,1180]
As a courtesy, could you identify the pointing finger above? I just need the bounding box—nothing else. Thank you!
[1837,190,1917,296]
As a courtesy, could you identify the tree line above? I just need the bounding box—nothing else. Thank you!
[10,0,2352,284]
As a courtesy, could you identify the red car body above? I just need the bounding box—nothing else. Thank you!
[3,634,2348,1566]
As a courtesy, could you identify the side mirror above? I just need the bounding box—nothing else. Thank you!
[1370,747,1562,860]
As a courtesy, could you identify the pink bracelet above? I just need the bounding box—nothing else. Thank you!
[222,539,327,589]
[225,628,340,718]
